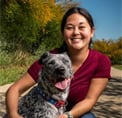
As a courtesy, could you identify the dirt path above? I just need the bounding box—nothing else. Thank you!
[93,67,122,118]
[0,67,122,118]
[92,77,122,118]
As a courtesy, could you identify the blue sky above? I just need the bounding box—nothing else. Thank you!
[73,0,122,40]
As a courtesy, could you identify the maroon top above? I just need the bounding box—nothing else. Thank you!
[27,49,111,110]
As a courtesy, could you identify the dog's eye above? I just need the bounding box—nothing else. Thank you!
[62,58,69,64]
[48,60,55,65]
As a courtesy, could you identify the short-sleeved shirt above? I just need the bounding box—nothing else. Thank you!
[27,49,111,110]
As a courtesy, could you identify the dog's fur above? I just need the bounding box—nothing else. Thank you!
[4,52,73,118]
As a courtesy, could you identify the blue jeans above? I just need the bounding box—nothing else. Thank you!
[80,112,96,118]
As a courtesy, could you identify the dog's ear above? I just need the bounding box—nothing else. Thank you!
[62,52,69,57]
[38,52,49,64]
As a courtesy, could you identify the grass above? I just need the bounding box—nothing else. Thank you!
[0,49,122,86]
[113,65,122,70]
[0,65,27,85]
[0,51,39,86]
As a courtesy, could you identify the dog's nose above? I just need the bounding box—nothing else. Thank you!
[55,67,65,74]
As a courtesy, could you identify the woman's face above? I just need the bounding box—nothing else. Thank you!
[63,13,94,51]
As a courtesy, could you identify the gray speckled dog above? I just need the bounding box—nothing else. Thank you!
[4,52,73,118]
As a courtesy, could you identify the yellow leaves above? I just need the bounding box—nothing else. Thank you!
[52,5,64,21]
[28,0,54,27]
[4,0,78,28]
[93,38,122,64]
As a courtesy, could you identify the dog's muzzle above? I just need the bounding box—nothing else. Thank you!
[55,78,71,90]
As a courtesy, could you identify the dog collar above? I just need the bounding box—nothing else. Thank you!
[36,86,65,109]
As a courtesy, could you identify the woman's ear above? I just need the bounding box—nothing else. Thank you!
[91,27,95,38]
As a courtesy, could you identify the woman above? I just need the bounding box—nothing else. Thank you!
[5,7,111,118]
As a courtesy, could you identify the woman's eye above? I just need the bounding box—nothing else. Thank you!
[79,26,85,30]
[65,26,73,30]
[65,25,86,31]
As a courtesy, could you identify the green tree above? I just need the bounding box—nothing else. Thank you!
[0,0,39,54]
[0,0,57,54]
[0,0,79,56]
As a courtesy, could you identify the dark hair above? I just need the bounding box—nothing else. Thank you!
[61,7,94,33]
[59,7,94,52]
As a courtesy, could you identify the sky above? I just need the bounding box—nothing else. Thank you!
[73,0,122,40]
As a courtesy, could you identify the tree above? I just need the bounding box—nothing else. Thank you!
[93,38,122,65]
[0,0,55,54]
[0,0,79,56]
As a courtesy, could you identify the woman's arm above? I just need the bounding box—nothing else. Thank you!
[5,72,36,118]
[57,78,108,118]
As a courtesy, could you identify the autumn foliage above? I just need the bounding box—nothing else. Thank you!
[0,0,68,52]
[93,38,122,65]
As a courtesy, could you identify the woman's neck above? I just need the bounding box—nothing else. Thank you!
[68,48,90,73]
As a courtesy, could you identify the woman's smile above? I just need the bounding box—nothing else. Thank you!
[71,37,83,44]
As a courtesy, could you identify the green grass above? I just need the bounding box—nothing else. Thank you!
[0,46,42,85]
[0,65,27,85]
[0,51,39,86]
[113,65,122,70]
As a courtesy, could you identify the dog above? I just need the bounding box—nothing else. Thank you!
[4,52,73,118]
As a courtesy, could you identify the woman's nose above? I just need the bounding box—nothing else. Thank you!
[73,27,80,34]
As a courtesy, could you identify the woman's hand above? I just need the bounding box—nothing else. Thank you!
[57,113,68,118]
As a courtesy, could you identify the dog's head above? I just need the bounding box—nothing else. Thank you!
[39,52,73,91]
